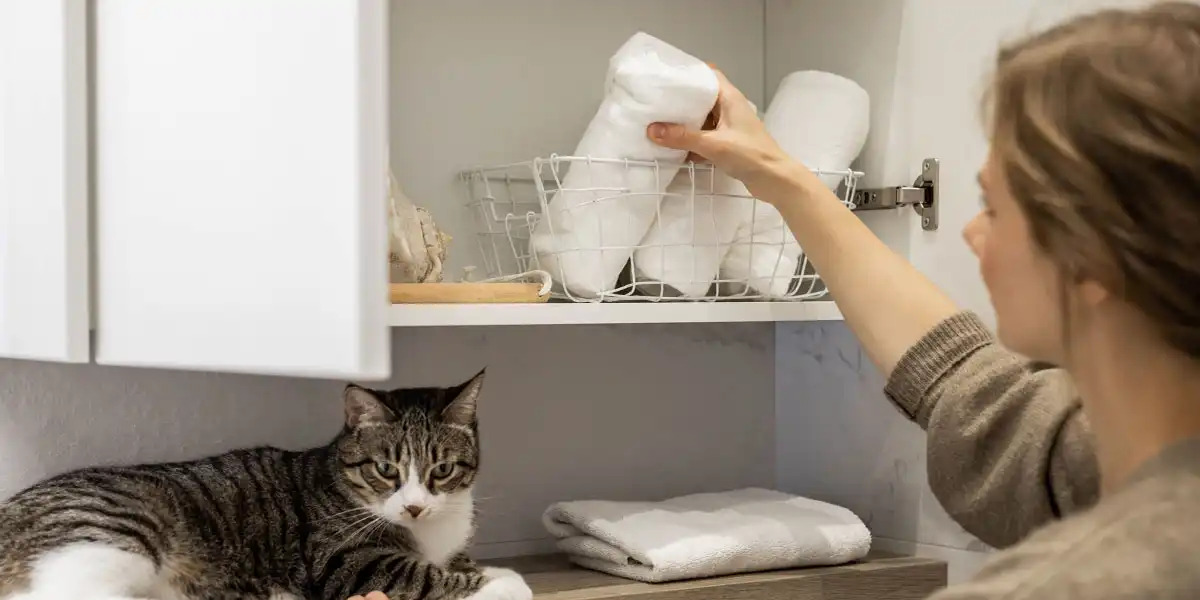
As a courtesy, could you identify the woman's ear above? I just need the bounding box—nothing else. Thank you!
[1078,278,1111,308]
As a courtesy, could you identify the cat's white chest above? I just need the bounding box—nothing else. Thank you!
[408,508,474,566]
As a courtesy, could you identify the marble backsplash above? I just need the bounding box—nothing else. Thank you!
[774,320,992,581]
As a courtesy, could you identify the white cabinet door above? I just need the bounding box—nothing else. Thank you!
[93,0,390,379]
[0,0,90,363]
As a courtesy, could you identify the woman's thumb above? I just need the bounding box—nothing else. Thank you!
[647,123,706,153]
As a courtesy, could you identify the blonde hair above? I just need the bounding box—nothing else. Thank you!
[987,1,1200,355]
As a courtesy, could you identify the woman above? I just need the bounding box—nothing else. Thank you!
[354,3,1198,600]
[645,1,1200,596]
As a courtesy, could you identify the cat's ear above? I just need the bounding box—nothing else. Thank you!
[442,368,485,426]
[344,384,394,429]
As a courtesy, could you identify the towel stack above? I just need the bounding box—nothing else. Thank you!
[716,71,870,298]
[542,488,872,583]
[530,32,871,299]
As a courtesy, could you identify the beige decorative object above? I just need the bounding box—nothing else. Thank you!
[388,169,450,283]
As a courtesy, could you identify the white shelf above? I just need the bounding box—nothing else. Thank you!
[388,301,842,327]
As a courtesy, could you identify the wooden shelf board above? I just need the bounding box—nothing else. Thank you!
[482,551,947,600]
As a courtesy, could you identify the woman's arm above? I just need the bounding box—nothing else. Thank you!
[649,75,959,372]
[647,71,1099,546]
[754,162,960,374]
[886,311,1099,547]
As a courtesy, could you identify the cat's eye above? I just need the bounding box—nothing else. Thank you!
[431,462,455,479]
[375,461,398,478]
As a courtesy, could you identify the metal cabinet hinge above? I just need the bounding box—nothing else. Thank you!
[850,158,940,231]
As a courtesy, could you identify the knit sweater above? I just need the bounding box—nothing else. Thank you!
[888,311,1200,598]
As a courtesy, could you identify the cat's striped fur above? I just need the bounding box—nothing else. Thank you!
[0,370,530,600]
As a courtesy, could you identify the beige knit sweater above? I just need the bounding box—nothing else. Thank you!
[888,311,1200,598]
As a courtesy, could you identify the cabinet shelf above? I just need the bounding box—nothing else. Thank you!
[483,552,946,600]
[388,301,842,327]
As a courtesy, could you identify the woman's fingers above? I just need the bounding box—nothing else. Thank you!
[646,122,712,156]
[646,63,793,188]
[347,592,389,600]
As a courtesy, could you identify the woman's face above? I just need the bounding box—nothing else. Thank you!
[963,150,1066,363]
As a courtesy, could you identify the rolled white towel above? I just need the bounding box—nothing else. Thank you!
[719,205,805,298]
[543,487,872,583]
[765,70,870,186]
[631,101,757,299]
[718,71,869,298]
[530,32,718,298]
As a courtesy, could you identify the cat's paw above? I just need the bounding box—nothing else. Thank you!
[481,567,524,582]
[466,567,532,600]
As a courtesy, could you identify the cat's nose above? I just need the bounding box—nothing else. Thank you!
[404,505,426,519]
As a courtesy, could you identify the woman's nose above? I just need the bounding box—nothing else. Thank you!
[962,214,984,257]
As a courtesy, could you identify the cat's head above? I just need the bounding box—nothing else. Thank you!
[334,369,485,526]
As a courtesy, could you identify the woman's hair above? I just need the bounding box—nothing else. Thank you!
[986,1,1200,356]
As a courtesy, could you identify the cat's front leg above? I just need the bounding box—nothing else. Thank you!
[445,553,531,600]
[446,552,476,572]
[464,566,533,600]
[314,547,530,600]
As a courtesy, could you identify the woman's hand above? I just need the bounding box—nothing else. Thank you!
[348,592,389,600]
[646,69,800,198]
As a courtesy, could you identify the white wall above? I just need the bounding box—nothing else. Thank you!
[0,323,776,557]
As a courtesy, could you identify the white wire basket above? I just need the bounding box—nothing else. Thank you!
[462,155,861,303]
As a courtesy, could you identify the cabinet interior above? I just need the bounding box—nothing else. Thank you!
[384,0,917,561]
[388,0,916,281]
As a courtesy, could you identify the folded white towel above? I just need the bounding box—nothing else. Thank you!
[718,71,869,298]
[530,32,719,298]
[542,487,872,583]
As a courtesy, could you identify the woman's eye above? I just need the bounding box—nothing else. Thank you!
[978,195,996,216]
[375,461,398,478]
[432,463,454,478]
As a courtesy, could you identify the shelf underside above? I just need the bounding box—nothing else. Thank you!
[388,301,842,327]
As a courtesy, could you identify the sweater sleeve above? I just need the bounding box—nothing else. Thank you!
[884,311,1100,548]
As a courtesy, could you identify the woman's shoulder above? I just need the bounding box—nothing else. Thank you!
[931,458,1200,599]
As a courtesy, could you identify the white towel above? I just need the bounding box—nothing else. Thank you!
[764,70,869,188]
[718,71,869,298]
[530,32,719,298]
[542,488,872,583]
[718,207,805,298]
[630,166,752,298]
[631,101,757,299]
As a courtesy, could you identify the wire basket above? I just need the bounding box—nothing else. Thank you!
[462,155,861,303]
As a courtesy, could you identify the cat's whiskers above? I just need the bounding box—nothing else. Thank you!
[367,517,392,545]
[314,505,376,524]
[331,514,386,556]
[326,511,384,542]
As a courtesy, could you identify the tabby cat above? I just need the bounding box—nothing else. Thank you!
[0,370,531,600]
